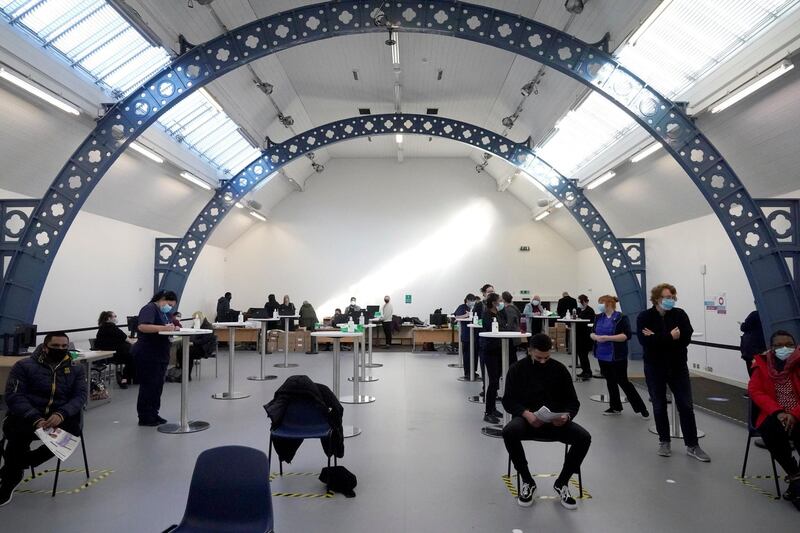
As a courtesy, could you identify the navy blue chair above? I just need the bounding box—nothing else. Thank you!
[741,400,781,498]
[268,398,337,475]
[166,446,274,533]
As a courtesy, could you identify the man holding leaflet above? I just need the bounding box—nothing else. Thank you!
[501,333,591,510]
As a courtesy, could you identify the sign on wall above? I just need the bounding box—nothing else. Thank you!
[404,294,412,304]
[704,293,727,315]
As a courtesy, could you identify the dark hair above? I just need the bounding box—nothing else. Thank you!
[530,333,552,352]
[502,291,513,304]
[151,290,178,303]
[770,330,796,346]
[464,293,477,303]
[335,308,342,314]
[268,294,277,303]
[44,331,69,345]
[480,283,493,294]
[578,294,589,304]
[486,292,500,309]
[97,310,115,326]
[224,292,231,298]
[650,283,676,306]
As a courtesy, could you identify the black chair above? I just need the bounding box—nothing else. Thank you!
[165,445,274,533]
[267,398,337,475]
[741,399,781,498]
[506,439,583,497]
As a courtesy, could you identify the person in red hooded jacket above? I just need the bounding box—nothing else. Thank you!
[748,329,800,510]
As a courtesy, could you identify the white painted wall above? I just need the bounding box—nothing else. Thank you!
[224,158,579,318]
[577,186,800,386]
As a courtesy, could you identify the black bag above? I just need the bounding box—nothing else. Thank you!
[165,366,182,383]
[319,466,357,498]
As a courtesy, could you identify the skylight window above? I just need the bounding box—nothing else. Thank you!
[0,0,262,176]
[537,0,800,175]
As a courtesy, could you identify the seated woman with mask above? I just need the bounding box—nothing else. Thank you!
[95,310,135,388]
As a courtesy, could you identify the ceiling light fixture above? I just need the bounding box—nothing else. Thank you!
[235,202,244,208]
[534,210,551,221]
[179,170,212,190]
[255,80,274,95]
[586,170,616,190]
[564,0,585,14]
[198,87,223,113]
[630,142,663,163]
[395,133,403,143]
[628,0,673,46]
[278,113,294,127]
[249,210,267,222]
[311,161,325,173]
[711,59,795,114]
[521,80,538,97]
[554,201,564,208]
[128,142,164,164]
[0,67,80,115]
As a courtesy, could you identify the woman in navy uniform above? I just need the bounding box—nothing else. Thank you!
[133,290,178,426]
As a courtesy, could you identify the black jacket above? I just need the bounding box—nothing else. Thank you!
[5,346,87,425]
[480,307,502,355]
[636,306,694,366]
[216,296,234,322]
[575,306,595,352]
[95,322,128,351]
[592,312,632,361]
[264,375,344,462]
[557,296,578,318]
[502,356,580,419]
[740,310,765,361]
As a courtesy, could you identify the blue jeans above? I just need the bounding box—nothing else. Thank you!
[644,362,699,447]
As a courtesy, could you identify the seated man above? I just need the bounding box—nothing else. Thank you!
[0,332,87,507]
[502,333,591,510]
[748,330,800,511]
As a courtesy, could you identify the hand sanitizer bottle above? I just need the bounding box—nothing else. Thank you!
[359,312,365,326]
[193,316,201,329]
[273,309,279,319]
[491,317,499,333]
[347,317,355,333]
[238,312,244,323]
[472,312,479,324]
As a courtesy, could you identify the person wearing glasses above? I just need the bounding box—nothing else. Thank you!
[748,330,800,510]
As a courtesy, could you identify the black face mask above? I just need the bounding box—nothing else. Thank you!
[46,348,68,362]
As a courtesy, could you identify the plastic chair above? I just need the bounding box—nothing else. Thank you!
[506,439,583,497]
[267,398,337,475]
[165,445,274,533]
[741,400,781,498]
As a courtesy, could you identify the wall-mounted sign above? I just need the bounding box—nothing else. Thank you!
[404,294,412,304]
[704,293,727,315]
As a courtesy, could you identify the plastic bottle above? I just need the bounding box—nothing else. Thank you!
[359,312,365,326]
[491,317,499,333]
[238,312,244,323]
[347,317,355,333]
[193,316,201,329]
[472,312,479,324]
[273,309,279,319]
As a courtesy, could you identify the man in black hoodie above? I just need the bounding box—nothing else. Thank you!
[502,334,590,510]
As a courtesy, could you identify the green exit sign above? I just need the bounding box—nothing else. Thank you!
[520,290,530,295]
[404,294,412,304]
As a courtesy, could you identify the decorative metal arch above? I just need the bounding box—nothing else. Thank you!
[155,114,647,323]
[1,1,797,341]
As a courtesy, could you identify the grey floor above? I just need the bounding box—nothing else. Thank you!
[1,348,797,533]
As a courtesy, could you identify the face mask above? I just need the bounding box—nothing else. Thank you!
[774,346,794,360]
[467,301,475,309]
[46,348,68,362]
[660,298,675,311]
[111,318,118,324]
[579,303,586,310]
[350,300,356,305]
[160,304,173,314]
[498,302,505,311]
[597,304,606,314]
[531,300,540,306]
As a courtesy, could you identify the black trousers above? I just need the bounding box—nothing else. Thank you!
[113,342,135,382]
[576,348,592,375]
[135,351,169,423]
[758,414,800,478]
[502,416,591,485]
[1,415,80,483]
[644,362,699,447]
[599,359,647,413]
[382,321,392,346]
[484,351,501,414]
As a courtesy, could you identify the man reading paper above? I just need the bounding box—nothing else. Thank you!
[0,332,87,507]
[501,333,591,510]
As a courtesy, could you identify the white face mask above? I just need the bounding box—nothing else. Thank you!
[531,300,540,306]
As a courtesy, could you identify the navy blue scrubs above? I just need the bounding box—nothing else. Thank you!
[133,302,171,423]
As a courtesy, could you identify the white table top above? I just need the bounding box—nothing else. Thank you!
[359,323,376,328]
[74,350,115,362]
[213,322,250,328]
[456,317,473,322]
[279,315,300,318]
[530,315,558,319]
[556,318,591,323]
[249,317,280,322]
[159,328,212,336]
[479,332,532,338]
[311,331,364,338]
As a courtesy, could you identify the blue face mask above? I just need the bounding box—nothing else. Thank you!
[498,302,505,311]
[531,300,540,306]
[467,301,475,309]
[597,304,606,314]
[660,298,675,311]
[774,346,795,360]
[160,304,173,314]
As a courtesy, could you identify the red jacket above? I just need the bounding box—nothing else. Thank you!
[748,350,800,428]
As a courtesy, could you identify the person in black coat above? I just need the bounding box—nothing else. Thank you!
[216,292,237,322]
[481,293,503,424]
[740,309,765,377]
[264,294,280,329]
[575,295,595,379]
[637,283,710,462]
[95,310,135,387]
[501,333,590,509]
[557,292,578,318]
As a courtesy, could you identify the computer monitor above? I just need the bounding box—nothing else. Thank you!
[127,316,139,338]
[429,313,449,327]
[247,307,270,319]
[366,305,380,318]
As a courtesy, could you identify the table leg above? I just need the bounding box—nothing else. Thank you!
[570,326,577,382]
[160,336,210,433]
[249,323,277,381]
[365,324,382,367]
[648,393,706,439]
[212,327,249,400]
[350,332,378,383]
[274,318,298,368]
[481,339,507,438]
[341,336,375,404]
[450,326,464,369]
[467,330,484,403]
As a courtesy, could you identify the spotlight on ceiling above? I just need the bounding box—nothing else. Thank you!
[306,151,316,161]
[564,0,585,14]
[475,164,485,174]
[521,81,538,97]
[502,115,516,128]
[278,113,294,127]
[373,10,388,27]
[385,29,396,46]
[312,161,325,173]
[255,81,273,95]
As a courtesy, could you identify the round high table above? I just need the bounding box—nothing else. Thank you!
[530,314,556,339]
[467,323,484,403]
[274,315,300,368]
[367,318,384,367]
[455,318,475,380]
[158,329,212,434]
[248,318,280,381]
[348,324,378,383]
[557,317,591,382]
[211,322,251,400]
[339,331,375,405]
[479,331,531,438]
[311,331,364,438]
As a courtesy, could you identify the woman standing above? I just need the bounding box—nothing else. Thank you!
[133,290,178,426]
[481,293,503,424]
[95,310,135,388]
[591,295,648,417]
[279,295,297,331]
[575,295,595,380]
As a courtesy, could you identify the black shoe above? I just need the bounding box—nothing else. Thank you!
[638,408,650,420]
[603,408,622,416]
[783,479,800,501]
[483,413,500,424]
[518,479,536,507]
[138,419,161,427]
[491,409,503,418]
[156,416,167,424]
[579,372,592,380]
[479,391,485,397]
[0,470,24,507]
[554,482,577,510]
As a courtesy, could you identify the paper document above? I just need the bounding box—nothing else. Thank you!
[533,406,568,423]
[35,427,81,461]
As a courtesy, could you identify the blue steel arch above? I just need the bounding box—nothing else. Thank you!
[155,114,647,322]
[0,1,797,341]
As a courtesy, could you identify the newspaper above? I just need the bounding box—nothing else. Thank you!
[533,406,569,423]
[34,427,81,461]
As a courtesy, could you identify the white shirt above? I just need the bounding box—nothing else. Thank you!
[382,302,394,321]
